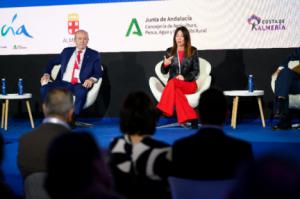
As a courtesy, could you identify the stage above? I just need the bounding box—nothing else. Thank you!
[2,118,300,196]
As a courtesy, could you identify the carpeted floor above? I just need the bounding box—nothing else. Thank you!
[1,117,300,196]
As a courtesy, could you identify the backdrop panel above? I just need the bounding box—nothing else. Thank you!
[0,0,299,55]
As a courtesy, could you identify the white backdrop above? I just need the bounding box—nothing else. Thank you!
[0,0,299,55]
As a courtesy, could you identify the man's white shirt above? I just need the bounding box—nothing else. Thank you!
[62,48,86,83]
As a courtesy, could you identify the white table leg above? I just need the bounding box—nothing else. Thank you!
[5,99,9,130]
[231,97,238,129]
[232,96,239,129]
[25,100,35,128]
[257,97,265,128]
[1,102,5,128]
[231,98,235,127]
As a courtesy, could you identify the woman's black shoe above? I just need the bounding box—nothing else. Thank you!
[190,119,199,129]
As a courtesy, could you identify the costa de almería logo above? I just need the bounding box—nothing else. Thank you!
[247,14,286,31]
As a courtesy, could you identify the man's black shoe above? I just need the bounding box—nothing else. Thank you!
[75,121,93,128]
[70,120,93,129]
[272,124,291,130]
[70,117,76,129]
[272,112,292,130]
[70,114,78,129]
[272,120,291,130]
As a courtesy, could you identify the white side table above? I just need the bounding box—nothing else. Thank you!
[223,90,265,129]
[0,93,35,130]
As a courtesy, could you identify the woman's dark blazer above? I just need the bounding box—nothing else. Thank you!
[161,46,200,82]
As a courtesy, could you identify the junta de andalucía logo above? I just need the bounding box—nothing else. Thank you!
[126,18,142,37]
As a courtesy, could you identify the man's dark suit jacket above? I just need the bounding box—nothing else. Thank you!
[281,48,300,68]
[17,123,70,179]
[171,127,253,180]
[44,47,102,82]
[275,48,300,98]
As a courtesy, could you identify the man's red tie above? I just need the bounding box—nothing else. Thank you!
[71,50,82,85]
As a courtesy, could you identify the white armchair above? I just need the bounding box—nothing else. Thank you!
[271,60,300,109]
[50,65,103,127]
[149,57,212,108]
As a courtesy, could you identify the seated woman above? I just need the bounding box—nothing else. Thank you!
[157,26,199,128]
[109,91,171,199]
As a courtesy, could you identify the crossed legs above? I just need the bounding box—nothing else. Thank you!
[157,78,198,124]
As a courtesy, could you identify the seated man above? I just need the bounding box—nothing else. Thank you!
[171,87,253,180]
[40,29,102,119]
[272,48,300,130]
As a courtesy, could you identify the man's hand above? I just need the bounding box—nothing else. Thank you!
[40,74,50,85]
[272,69,281,78]
[82,79,94,88]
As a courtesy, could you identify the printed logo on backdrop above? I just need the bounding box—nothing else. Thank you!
[126,15,207,38]
[0,14,33,39]
[13,44,26,49]
[126,18,142,37]
[63,13,80,45]
[68,13,79,35]
[247,14,286,31]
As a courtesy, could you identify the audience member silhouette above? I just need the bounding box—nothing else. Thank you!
[0,135,22,199]
[45,132,120,199]
[171,87,253,179]
[17,88,73,179]
[109,91,171,199]
[229,154,300,199]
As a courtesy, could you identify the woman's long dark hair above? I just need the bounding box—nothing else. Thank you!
[171,26,194,58]
[120,91,158,136]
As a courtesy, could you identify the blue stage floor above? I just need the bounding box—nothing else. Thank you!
[2,118,300,196]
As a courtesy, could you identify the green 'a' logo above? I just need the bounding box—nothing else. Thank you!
[126,18,142,37]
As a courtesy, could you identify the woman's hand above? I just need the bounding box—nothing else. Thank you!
[176,75,184,80]
[163,55,173,66]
